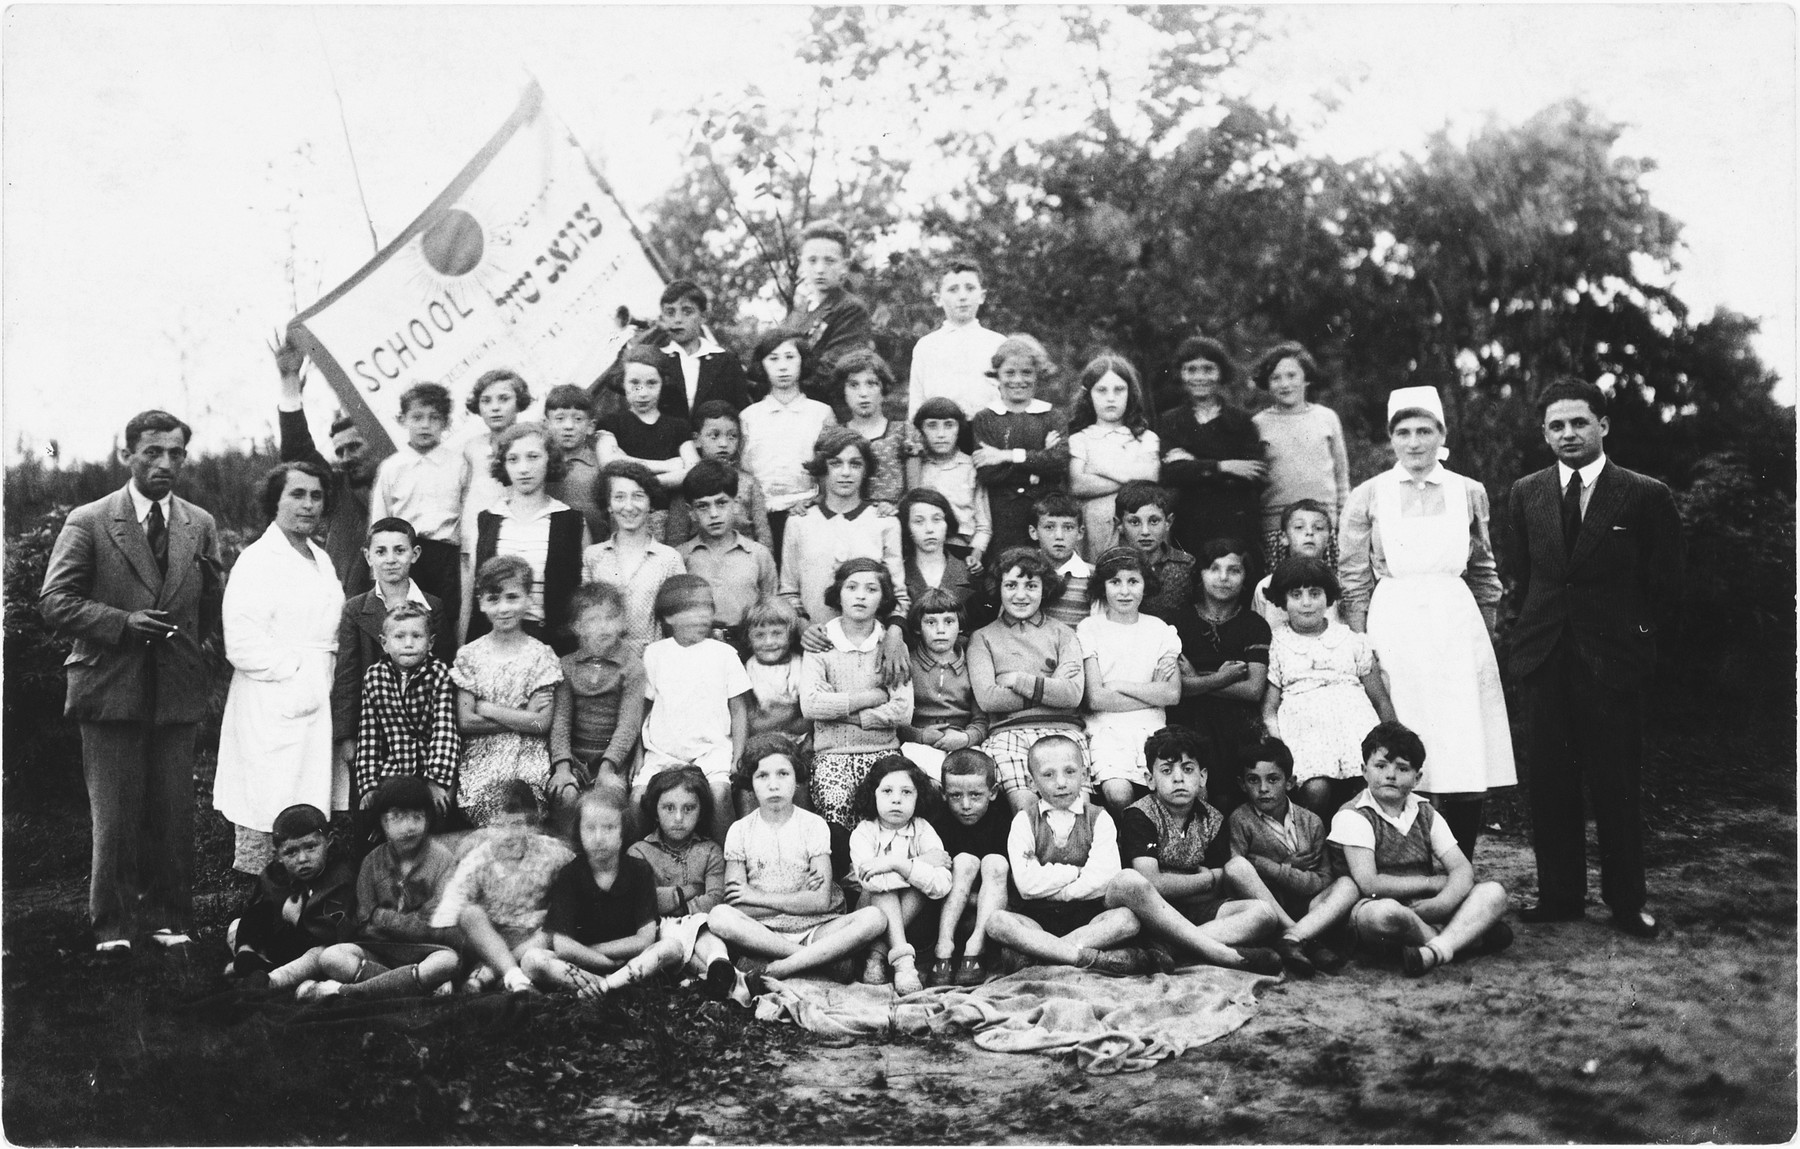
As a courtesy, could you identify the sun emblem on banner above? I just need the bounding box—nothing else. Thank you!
[420,207,485,277]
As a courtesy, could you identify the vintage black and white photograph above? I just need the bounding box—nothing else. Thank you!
[3,4,1794,1143]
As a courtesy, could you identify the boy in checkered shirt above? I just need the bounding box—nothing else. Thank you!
[352,601,461,849]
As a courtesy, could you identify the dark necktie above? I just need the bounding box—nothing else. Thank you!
[1561,473,1582,556]
[147,501,169,576]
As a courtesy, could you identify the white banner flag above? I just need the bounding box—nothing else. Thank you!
[290,81,665,454]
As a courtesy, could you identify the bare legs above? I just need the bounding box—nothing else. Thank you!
[706,903,888,979]
[1103,870,1279,968]
[936,854,1009,961]
[985,906,1139,966]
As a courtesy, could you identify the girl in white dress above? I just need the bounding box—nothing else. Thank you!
[215,462,347,874]
[1077,546,1182,819]
[1261,555,1397,826]
[1066,354,1160,559]
[1337,386,1515,859]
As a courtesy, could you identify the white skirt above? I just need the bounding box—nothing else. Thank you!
[1367,574,1516,795]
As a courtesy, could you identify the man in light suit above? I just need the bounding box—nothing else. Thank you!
[1502,379,1684,939]
[40,410,224,956]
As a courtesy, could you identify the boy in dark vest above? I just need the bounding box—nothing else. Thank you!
[983,734,1163,975]
[1326,722,1512,976]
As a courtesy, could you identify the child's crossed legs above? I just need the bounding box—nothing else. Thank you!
[273,942,461,1000]
[1104,869,1280,969]
[706,902,888,980]
[985,904,1139,967]
[1351,880,1509,968]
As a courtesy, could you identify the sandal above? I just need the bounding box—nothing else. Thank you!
[953,956,987,987]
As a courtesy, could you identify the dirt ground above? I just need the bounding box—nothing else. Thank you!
[4,714,1794,1144]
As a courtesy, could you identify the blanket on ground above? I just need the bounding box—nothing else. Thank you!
[753,964,1275,1074]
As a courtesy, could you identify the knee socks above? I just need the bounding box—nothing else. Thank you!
[338,965,426,1001]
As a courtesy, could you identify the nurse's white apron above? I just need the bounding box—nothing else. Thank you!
[1364,470,1516,795]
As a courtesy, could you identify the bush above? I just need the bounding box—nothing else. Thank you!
[4,507,83,804]
[1664,413,1797,710]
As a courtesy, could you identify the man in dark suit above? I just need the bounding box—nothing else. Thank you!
[40,410,224,955]
[1501,379,1684,939]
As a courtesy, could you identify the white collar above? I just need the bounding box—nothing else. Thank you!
[1388,462,1446,486]
[1038,796,1088,820]
[125,482,172,523]
[662,332,725,360]
[762,390,814,411]
[496,495,570,523]
[826,616,883,653]
[376,579,430,609]
[1057,554,1093,578]
[1557,455,1607,490]
[1349,786,1425,831]
[986,398,1053,415]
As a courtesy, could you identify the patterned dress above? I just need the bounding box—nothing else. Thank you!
[450,635,564,823]
[1266,620,1379,784]
[858,417,923,507]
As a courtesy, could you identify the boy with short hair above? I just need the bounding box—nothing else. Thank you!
[666,401,774,549]
[787,219,874,394]
[1103,726,1285,973]
[544,384,609,544]
[983,735,1155,975]
[277,776,464,1001]
[1225,738,1348,976]
[224,804,357,985]
[675,460,780,648]
[656,279,751,418]
[924,748,1011,986]
[370,382,470,621]
[351,601,461,850]
[332,518,455,795]
[1115,482,1196,624]
[1029,494,1091,628]
[1326,722,1513,976]
[907,258,1007,420]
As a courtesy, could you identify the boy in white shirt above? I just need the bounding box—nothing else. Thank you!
[907,259,1007,421]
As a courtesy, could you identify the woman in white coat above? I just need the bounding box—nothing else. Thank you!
[213,460,346,874]
[1337,387,1515,861]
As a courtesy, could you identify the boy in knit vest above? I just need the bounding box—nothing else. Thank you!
[982,735,1162,975]
[1326,722,1512,976]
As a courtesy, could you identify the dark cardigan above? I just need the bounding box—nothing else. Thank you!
[468,507,586,654]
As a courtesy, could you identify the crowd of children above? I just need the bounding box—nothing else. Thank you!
[235,228,1515,1005]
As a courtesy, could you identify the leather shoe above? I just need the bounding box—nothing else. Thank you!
[1610,909,1660,939]
[1517,902,1584,923]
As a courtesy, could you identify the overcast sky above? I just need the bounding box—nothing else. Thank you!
[4,4,1792,463]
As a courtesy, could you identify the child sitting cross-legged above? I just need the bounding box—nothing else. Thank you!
[430,781,575,994]
[705,735,888,985]
[625,767,754,1004]
[1101,727,1285,974]
[1223,738,1350,977]
[983,735,1161,976]
[923,748,1011,986]
[225,804,357,987]
[517,782,679,997]
[848,755,952,995]
[1327,722,1513,976]
[282,777,463,1001]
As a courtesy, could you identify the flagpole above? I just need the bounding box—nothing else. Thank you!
[312,12,380,257]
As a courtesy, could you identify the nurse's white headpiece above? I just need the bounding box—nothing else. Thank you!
[1386,386,1450,461]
